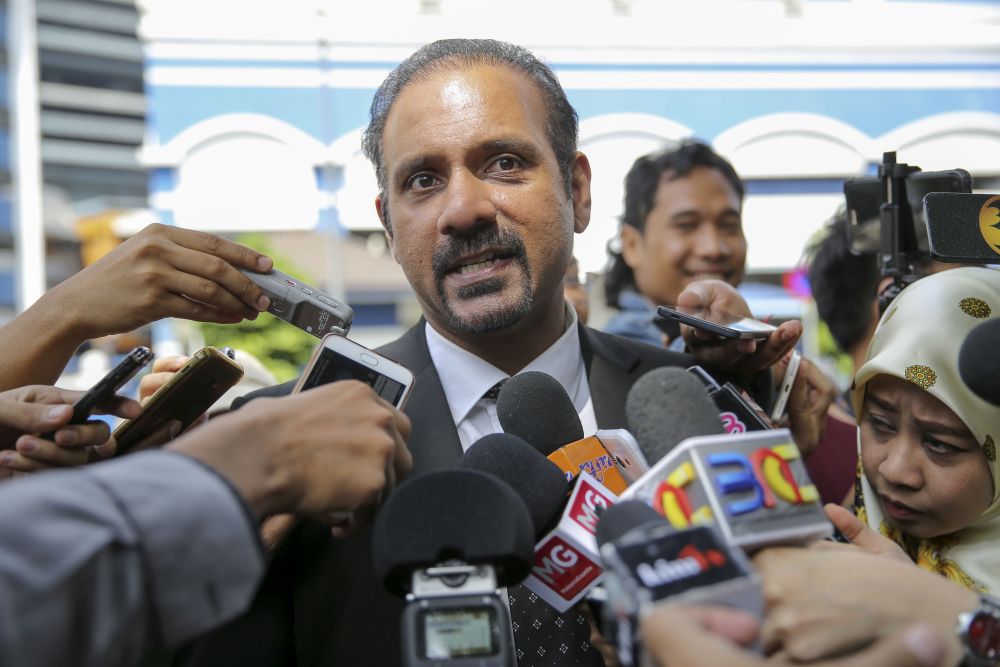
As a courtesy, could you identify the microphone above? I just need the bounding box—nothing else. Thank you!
[459,432,618,613]
[924,192,1000,263]
[626,367,725,465]
[960,318,1000,407]
[595,501,762,667]
[497,371,630,494]
[460,433,570,537]
[687,366,775,434]
[372,469,533,667]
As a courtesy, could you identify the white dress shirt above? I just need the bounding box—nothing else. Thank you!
[425,303,597,450]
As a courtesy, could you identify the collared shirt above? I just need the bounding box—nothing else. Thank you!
[425,303,597,450]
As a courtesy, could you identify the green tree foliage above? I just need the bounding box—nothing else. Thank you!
[198,234,318,382]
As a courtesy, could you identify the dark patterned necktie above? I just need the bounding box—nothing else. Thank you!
[480,380,604,667]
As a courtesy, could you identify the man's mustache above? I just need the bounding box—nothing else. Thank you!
[432,228,528,278]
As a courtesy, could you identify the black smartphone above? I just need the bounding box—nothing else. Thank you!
[240,267,354,338]
[112,346,244,455]
[656,305,776,340]
[40,346,154,440]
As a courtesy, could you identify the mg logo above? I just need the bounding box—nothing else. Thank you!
[532,536,600,599]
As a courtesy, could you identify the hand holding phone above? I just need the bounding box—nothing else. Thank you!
[240,267,354,338]
[112,346,244,456]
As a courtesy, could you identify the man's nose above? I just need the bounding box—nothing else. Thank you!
[436,170,497,236]
[693,225,731,260]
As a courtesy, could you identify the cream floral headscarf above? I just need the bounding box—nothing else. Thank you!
[851,266,1000,593]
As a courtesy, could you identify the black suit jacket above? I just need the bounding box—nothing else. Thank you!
[177,321,693,667]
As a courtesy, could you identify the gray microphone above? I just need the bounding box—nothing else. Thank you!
[625,367,725,465]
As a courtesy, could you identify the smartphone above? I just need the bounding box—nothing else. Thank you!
[843,169,972,254]
[295,334,414,408]
[656,305,777,340]
[770,349,802,422]
[37,346,154,441]
[112,346,244,455]
[240,267,354,338]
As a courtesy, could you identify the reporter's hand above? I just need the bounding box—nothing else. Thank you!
[641,604,946,667]
[753,547,975,665]
[781,355,836,458]
[677,280,801,376]
[816,504,912,563]
[45,223,273,340]
[138,354,189,404]
[0,385,140,474]
[169,381,412,529]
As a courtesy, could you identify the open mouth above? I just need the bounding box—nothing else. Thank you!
[452,251,512,276]
[879,494,923,520]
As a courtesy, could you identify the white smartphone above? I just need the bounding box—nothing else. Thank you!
[596,428,649,484]
[770,350,802,422]
[295,333,414,408]
[657,304,777,340]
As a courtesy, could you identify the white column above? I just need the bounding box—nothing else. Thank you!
[8,0,46,312]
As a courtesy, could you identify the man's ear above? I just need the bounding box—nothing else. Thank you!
[571,152,592,234]
[620,223,644,269]
[375,194,399,263]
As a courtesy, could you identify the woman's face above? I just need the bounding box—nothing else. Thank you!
[860,374,994,539]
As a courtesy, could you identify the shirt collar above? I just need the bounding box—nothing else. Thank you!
[425,304,584,427]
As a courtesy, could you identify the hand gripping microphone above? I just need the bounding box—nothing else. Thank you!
[496,371,641,492]
[960,318,1000,407]
[595,501,762,667]
[373,469,534,667]
[623,367,830,551]
[461,433,617,613]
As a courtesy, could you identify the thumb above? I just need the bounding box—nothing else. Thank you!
[0,399,73,435]
[825,503,890,553]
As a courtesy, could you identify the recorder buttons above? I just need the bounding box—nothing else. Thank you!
[318,295,338,307]
[360,353,379,366]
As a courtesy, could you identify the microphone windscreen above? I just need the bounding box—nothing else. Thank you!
[497,371,584,455]
[372,469,534,596]
[460,432,570,537]
[626,367,726,464]
[960,318,1000,406]
[595,500,665,548]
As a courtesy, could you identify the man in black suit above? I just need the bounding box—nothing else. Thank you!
[177,38,799,667]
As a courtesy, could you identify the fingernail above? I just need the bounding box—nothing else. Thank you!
[47,405,69,421]
[257,255,272,271]
[59,430,77,445]
[168,421,182,438]
[257,294,270,310]
[0,452,13,465]
[903,625,944,667]
[18,438,36,453]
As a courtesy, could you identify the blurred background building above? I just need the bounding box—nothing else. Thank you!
[4,0,1000,379]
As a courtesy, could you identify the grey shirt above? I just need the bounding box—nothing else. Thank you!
[0,451,264,667]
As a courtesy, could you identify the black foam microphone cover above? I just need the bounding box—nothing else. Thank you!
[372,469,534,597]
[460,432,570,537]
[595,500,665,549]
[496,371,584,455]
[960,318,1000,406]
[626,366,726,464]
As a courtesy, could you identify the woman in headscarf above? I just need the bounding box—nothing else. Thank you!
[852,265,1000,593]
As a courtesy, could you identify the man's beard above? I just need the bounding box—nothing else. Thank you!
[431,227,532,335]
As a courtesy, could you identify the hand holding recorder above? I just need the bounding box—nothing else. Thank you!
[0,385,141,476]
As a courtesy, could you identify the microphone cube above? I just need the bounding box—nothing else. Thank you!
[523,471,618,612]
[620,429,831,552]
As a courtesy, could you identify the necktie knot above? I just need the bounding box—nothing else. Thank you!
[482,378,508,402]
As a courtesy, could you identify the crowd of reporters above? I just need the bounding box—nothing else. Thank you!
[0,36,998,667]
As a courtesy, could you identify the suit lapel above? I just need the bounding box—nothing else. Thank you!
[581,324,641,430]
[378,321,464,476]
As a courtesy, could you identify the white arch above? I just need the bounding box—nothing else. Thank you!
[714,112,874,178]
[140,113,327,166]
[579,112,693,145]
[328,126,367,166]
[877,112,1000,174]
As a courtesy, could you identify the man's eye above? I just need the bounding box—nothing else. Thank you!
[491,155,522,172]
[408,174,437,191]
